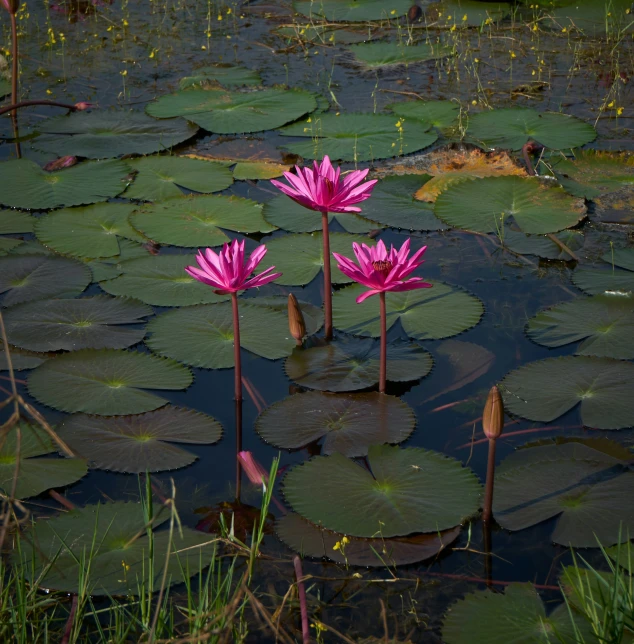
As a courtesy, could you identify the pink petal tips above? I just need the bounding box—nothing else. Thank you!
[184,239,282,295]
[271,155,377,214]
[238,451,269,487]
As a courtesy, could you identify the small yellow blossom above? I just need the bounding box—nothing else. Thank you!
[617,107,624,116]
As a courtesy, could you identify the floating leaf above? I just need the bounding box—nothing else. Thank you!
[0,424,87,499]
[28,349,193,415]
[146,88,317,134]
[57,406,222,473]
[333,282,484,340]
[179,65,261,89]
[18,502,216,595]
[547,0,633,35]
[35,111,198,159]
[349,42,453,67]
[35,203,144,259]
[606,248,634,272]
[280,113,437,162]
[262,195,378,233]
[0,347,47,371]
[293,0,411,21]
[467,108,596,151]
[146,298,322,368]
[500,356,634,430]
[0,255,91,307]
[256,233,374,286]
[434,176,586,234]
[527,294,634,360]
[494,442,634,547]
[232,161,291,180]
[355,175,447,230]
[283,444,481,537]
[129,195,275,248]
[432,0,511,27]
[388,100,460,129]
[503,228,584,261]
[277,513,460,566]
[0,210,34,234]
[443,583,595,644]
[256,391,415,456]
[99,255,231,306]
[124,156,233,201]
[572,248,634,296]
[88,240,150,282]
[0,159,130,210]
[3,296,151,352]
[0,238,23,255]
[285,337,433,391]
[277,24,372,44]
[0,78,9,98]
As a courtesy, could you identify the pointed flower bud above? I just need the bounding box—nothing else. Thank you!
[238,451,269,489]
[288,293,306,346]
[482,385,504,440]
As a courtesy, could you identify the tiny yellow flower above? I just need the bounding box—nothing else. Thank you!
[226,7,232,14]
[46,89,52,95]
[474,57,479,63]
[617,107,624,116]
[217,14,222,20]
[306,117,312,123]
[120,69,127,76]
[390,9,396,15]
[395,120,402,127]
[122,19,129,26]
[510,50,516,58]
[561,27,567,32]
[201,45,207,50]
[333,541,341,551]
[471,99,477,105]
[462,14,467,21]
[608,100,615,108]
[342,536,350,545]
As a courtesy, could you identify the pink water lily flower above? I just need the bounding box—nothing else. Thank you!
[333,239,432,303]
[185,239,281,295]
[271,155,377,214]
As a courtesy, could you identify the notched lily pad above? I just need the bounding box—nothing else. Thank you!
[573,249,634,296]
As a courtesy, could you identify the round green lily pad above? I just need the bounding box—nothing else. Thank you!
[434,175,586,234]
[0,255,91,307]
[35,203,145,259]
[124,156,233,201]
[0,347,47,371]
[88,240,150,282]
[57,406,222,473]
[28,349,193,415]
[256,391,415,456]
[179,65,262,89]
[146,88,317,134]
[500,356,634,429]
[333,281,483,340]
[285,337,433,391]
[0,210,34,234]
[283,444,482,537]
[527,294,634,359]
[388,100,460,129]
[293,0,411,21]
[129,195,275,247]
[573,249,634,296]
[3,296,151,352]
[348,42,453,67]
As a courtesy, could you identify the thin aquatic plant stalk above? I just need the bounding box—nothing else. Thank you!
[293,556,311,644]
[231,292,242,402]
[9,11,20,158]
[0,100,80,117]
[482,438,497,523]
[379,291,387,394]
[235,399,242,502]
[321,211,333,340]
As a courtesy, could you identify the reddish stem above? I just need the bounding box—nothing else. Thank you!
[321,211,332,340]
[9,11,20,158]
[293,555,311,644]
[0,100,81,117]
[482,438,497,523]
[61,594,78,644]
[379,291,387,394]
[49,490,76,511]
[231,292,242,402]
[235,399,242,502]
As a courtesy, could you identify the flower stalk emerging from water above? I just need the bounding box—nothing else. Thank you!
[271,156,377,340]
[333,239,431,393]
[482,385,504,523]
[185,240,281,401]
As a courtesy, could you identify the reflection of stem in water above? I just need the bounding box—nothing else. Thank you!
[293,555,311,644]
[379,291,387,394]
[235,399,242,502]
[321,210,333,340]
[231,292,242,401]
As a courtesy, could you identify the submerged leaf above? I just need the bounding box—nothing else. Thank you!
[293,0,411,21]
[349,42,453,67]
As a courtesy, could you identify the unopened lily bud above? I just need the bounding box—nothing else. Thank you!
[483,385,504,440]
[73,102,94,111]
[0,0,19,15]
[408,4,422,21]
[237,451,269,488]
[288,293,306,346]
[43,156,77,172]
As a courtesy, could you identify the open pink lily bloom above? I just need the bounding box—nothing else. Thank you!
[333,239,432,303]
[185,239,281,295]
[271,155,378,213]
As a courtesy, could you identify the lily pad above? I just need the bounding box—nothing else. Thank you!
[277,24,372,44]
[388,100,460,129]
[333,282,484,340]
[500,356,634,430]
[0,348,47,371]
[0,78,9,97]
[605,248,634,272]
[28,349,193,415]
[146,88,317,134]
[262,194,379,233]
[146,298,323,368]
[256,391,415,456]
[434,176,586,234]
[0,210,34,234]
[256,233,374,286]
[124,156,233,201]
[548,0,633,35]
[232,161,291,181]
[35,111,197,159]
[443,583,596,644]
[2,296,151,352]
[35,203,145,259]
[526,294,634,359]
[285,337,433,391]
[572,249,634,296]
[179,65,261,89]
[56,406,222,473]
[349,42,453,67]
[277,513,460,567]
[0,238,24,255]
[88,240,150,282]
[503,228,584,261]
[0,255,91,307]
[0,159,130,210]
[0,423,87,499]
[280,113,437,162]
[18,502,216,595]
[129,195,275,247]
[283,444,482,537]
[356,175,447,230]
[99,255,231,307]
[433,0,512,27]
[493,442,634,547]
[293,0,411,21]
[467,108,596,151]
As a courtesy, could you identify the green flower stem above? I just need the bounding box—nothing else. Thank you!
[379,291,387,394]
[321,210,333,340]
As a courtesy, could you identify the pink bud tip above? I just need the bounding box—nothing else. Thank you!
[73,102,94,111]
[238,451,269,486]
